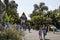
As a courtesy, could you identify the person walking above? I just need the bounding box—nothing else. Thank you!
[28,24,31,33]
[39,25,42,40]
[16,23,21,32]
[42,24,47,40]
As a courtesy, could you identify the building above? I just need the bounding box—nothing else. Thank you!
[20,12,27,24]
[20,12,31,29]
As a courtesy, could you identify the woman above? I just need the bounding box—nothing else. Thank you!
[39,25,42,40]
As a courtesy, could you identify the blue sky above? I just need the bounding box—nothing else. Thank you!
[1,0,60,20]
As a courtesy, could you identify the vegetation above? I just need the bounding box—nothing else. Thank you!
[0,27,23,40]
[0,1,22,40]
[0,0,19,24]
[30,2,60,29]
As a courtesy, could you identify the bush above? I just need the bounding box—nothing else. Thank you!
[0,27,23,40]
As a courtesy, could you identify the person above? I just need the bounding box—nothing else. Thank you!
[32,26,34,30]
[42,24,47,40]
[21,23,27,31]
[39,25,42,40]
[4,22,10,29]
[28,24,31,33]
[16,23,21,31]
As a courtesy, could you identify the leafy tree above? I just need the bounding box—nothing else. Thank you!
[30,2,49,29]
[2,11,14,23]
[31,16,43,29]
[52,6,60,28]
[8,0,19,22]
[4,0,9,10]
[2,11,9,22]
[30,2,48,17]
[1,0,19,24]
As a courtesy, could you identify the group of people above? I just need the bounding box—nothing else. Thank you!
[0,20,47,40]
[14,22,31,32]
[15,22,47,40]
[39,24,47,40]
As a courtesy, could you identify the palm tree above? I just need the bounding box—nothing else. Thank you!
[9,0,18,9]
[32,2,48,17]
[34,2,48,12]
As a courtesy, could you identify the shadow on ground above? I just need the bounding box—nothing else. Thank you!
[45,39,50,40]
[40,39,50,40]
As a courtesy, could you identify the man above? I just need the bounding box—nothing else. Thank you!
[28,24,31,33]
[42,24,47,40]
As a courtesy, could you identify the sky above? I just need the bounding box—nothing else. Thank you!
[14,0,60,15]
[1,0,60,20]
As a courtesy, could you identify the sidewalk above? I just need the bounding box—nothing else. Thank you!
[24,29,60,40]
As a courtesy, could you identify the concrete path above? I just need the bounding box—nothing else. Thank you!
[23,29,60,40]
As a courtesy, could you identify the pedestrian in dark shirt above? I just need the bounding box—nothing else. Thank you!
[42,24,47,40]
[28,24,31,33]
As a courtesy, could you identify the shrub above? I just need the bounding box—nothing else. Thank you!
[0,27,23,40]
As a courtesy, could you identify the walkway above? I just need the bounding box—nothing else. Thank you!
[23,29,60,40]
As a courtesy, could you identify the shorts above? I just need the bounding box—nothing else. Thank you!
[39,31,42,35]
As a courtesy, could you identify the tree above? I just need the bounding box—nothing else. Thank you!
[33,2,48,12]
[39,2,48,11]
[2,11,9,22]
[4,0,9,10]
[30,2,48,17]
[2,0,19,23]
[52,6,60,28]
[30,2,48,29]
[31,16,43,29]
[2,11,14,23]
[8,0,19,21]
[46,6,60,28]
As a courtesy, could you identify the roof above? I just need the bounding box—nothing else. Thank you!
[20,12,31,20]
[20,12,27,18]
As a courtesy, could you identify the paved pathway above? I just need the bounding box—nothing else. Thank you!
[23,29,60,40]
